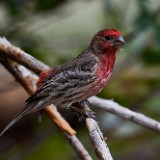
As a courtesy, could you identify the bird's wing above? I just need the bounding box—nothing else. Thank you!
[26,51,98,108]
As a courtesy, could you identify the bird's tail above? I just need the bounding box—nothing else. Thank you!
[0,103,36,137]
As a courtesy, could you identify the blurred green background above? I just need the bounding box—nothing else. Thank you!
[0,0,160,159]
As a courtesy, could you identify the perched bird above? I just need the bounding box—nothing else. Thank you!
[0,29,125,136]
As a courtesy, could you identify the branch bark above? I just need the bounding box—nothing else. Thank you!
[0,37,48,74]
[89,96,160,133]
[86,118,113,160]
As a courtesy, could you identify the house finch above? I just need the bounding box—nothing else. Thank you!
[0,29,125,136]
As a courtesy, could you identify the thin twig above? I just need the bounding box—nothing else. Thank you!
[0,59,92,160]
[65,133,93,160]
[86,118,113,160]
[89,96,160,134]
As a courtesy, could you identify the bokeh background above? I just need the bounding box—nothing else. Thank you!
[0,0,160,159]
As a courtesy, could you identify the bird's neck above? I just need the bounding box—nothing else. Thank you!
[96,50,117,78]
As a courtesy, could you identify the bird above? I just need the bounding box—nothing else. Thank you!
[0,29,125,137]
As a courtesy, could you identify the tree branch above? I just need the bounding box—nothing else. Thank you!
[89,96,160,133]
[86,118,113,160]
[0,37,48,74]
[65,133,93,160]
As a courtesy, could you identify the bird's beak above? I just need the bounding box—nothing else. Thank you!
[113,35,125,47]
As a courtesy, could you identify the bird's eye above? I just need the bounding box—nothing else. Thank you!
[104,36,111,40]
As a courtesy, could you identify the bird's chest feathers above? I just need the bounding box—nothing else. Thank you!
[96,53,116,88]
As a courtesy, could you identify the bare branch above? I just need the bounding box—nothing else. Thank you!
[0,37,48,74]
[72,101,113,160]
[45,105,76,135]
[86,118,113,160]
[65,133,93,160]
[89,96,160,133]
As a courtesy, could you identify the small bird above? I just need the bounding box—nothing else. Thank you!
[0,29,125,136]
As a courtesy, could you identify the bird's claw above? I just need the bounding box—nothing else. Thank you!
[71,100,96,121]
[78,110,96,122]
[84,110,96,119]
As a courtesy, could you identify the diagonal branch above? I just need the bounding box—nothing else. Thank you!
[72,101,113,159]
[0,37,48,74]
[89,96,160,133]
[86,118,113,160]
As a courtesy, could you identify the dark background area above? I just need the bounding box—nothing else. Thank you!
[0,0,160,159]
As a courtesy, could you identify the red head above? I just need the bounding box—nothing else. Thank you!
[90,29,125,54]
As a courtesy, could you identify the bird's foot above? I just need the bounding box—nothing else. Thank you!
[71,100,96,121]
